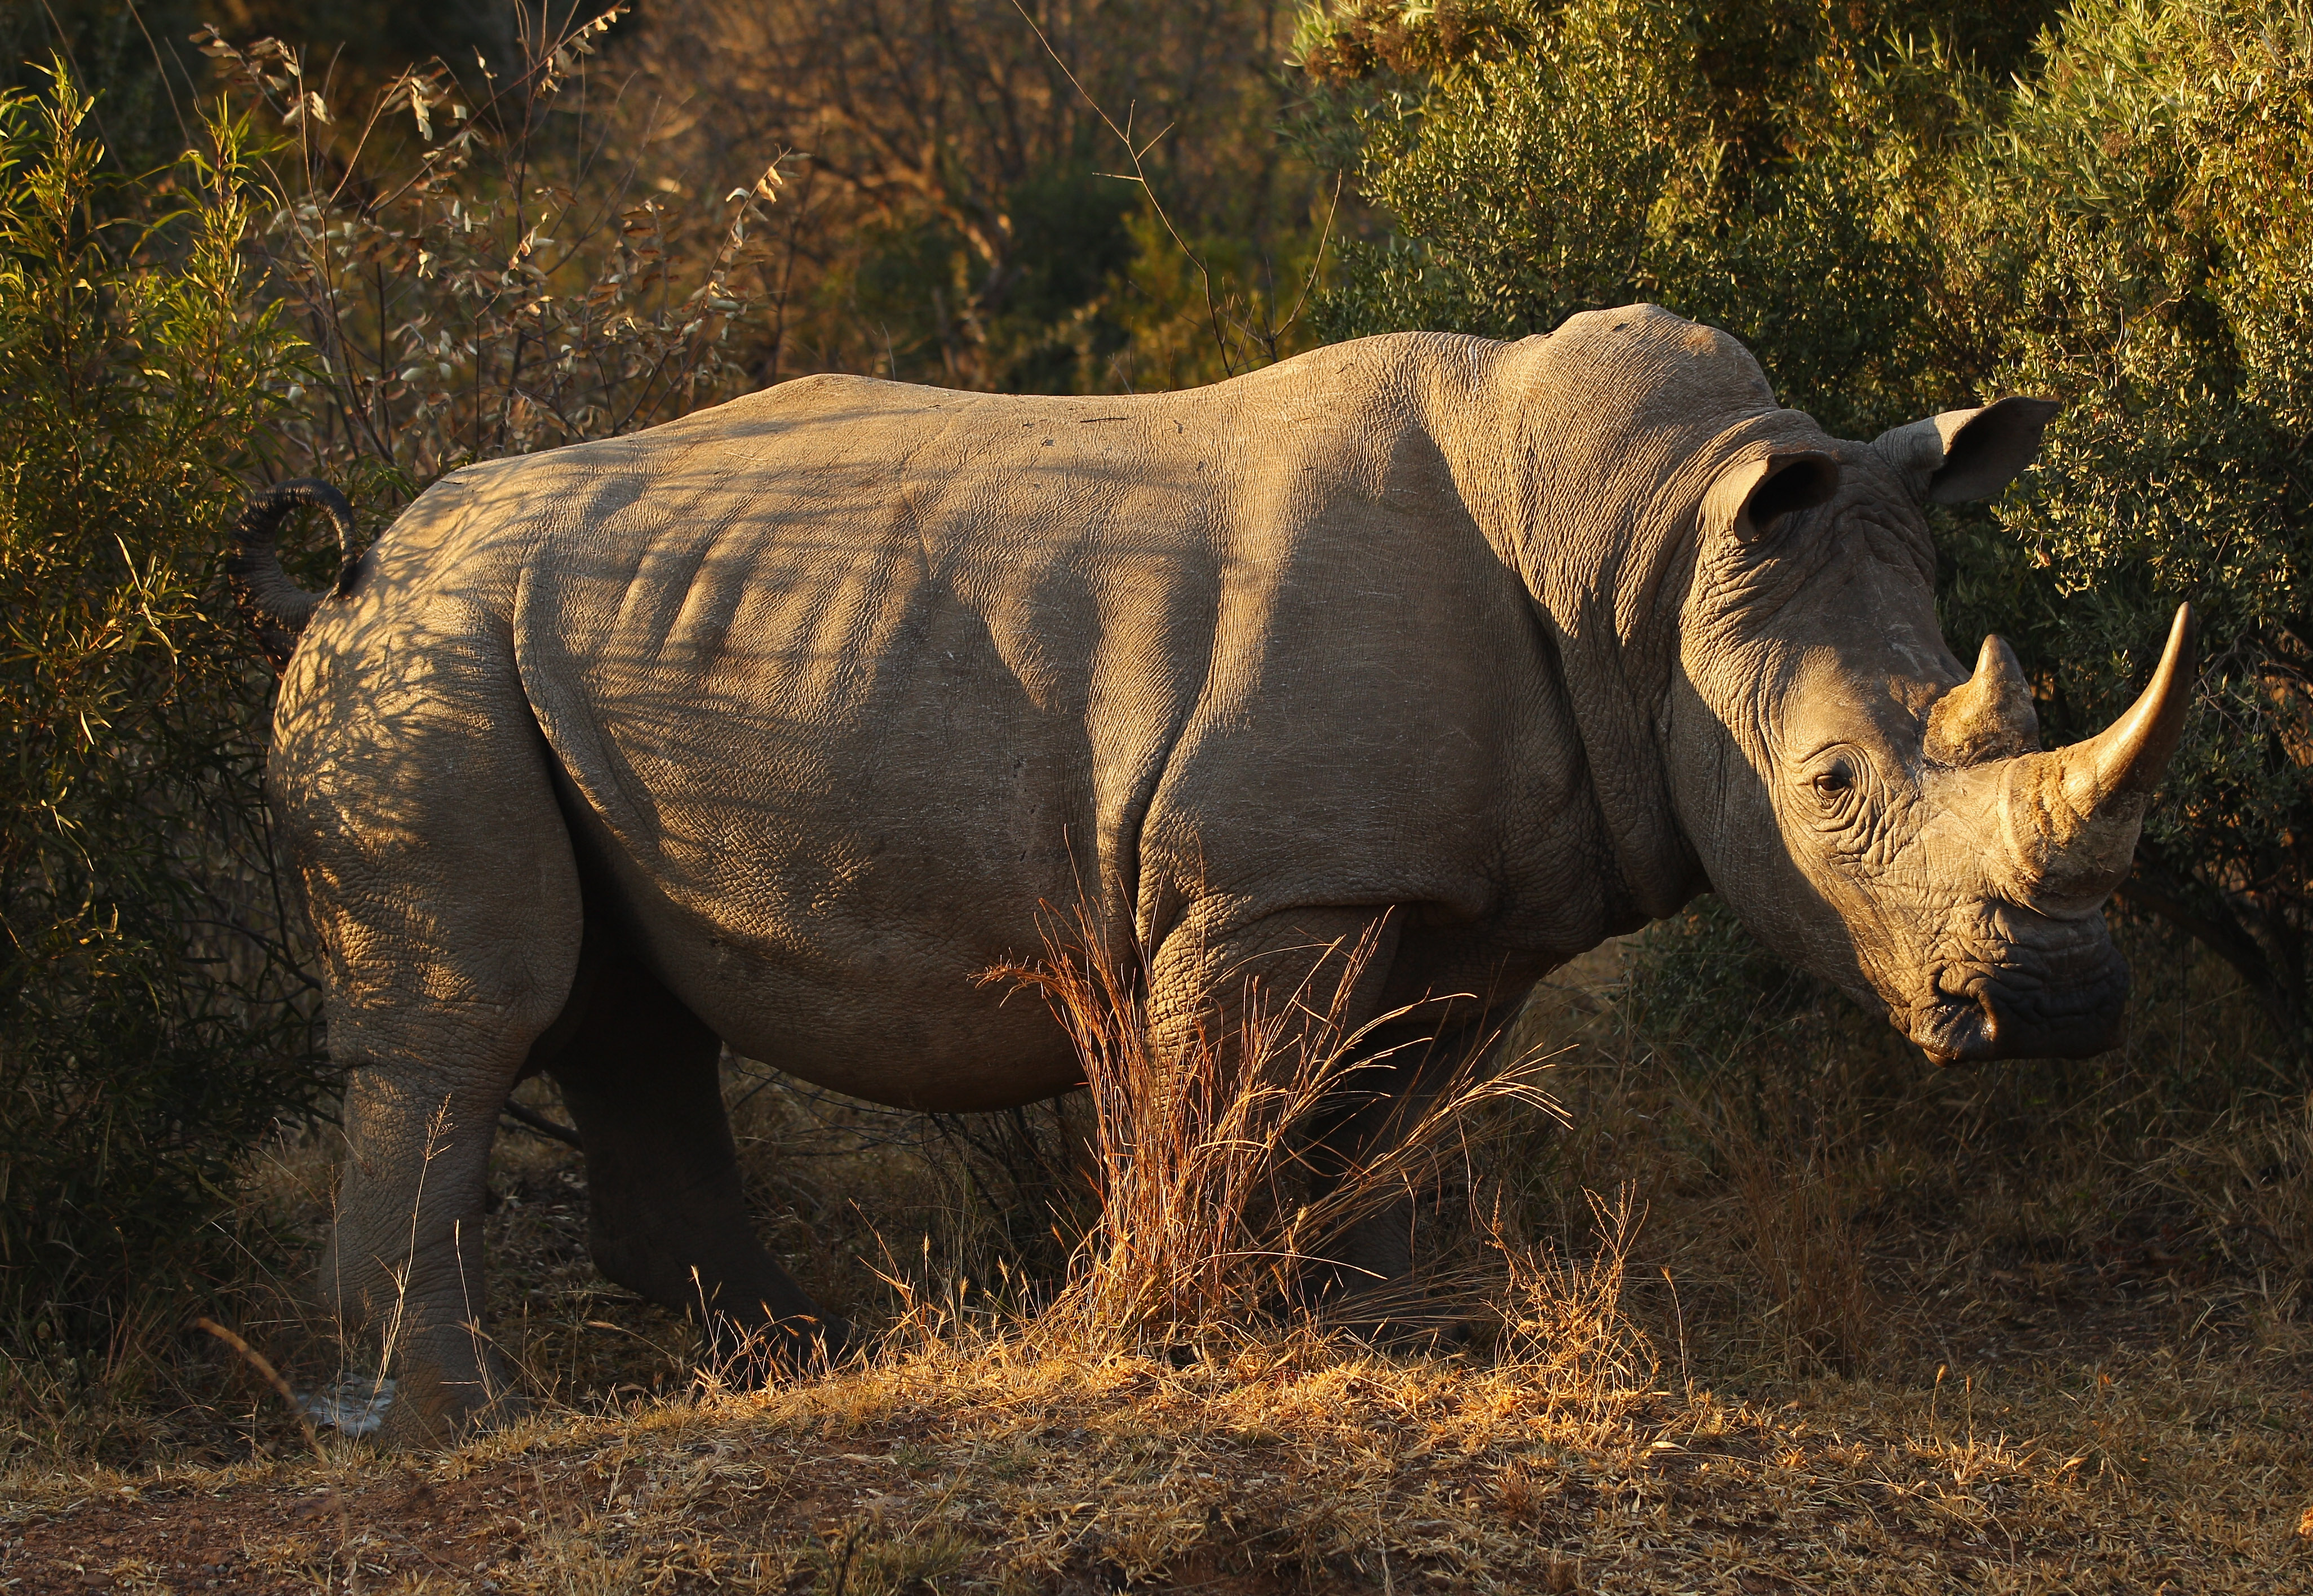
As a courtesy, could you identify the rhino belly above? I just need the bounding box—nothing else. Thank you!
[526,582,1109,1112]
[552,751,1089,1113]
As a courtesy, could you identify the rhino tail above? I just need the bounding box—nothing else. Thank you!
[225,477,360,673]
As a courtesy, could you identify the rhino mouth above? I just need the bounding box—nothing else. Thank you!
[1906,929,2132,1064]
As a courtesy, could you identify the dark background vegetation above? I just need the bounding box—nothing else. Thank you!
[2,0,2308,1464]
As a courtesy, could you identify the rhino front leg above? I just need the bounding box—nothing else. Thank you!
[1147,903,1413,1301]
[543,947,844,1379]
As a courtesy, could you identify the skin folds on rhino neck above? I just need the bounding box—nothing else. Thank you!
[1446,309,1840,934]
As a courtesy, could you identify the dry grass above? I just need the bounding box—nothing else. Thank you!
[1510,911,2313,1392]
[5,910,2312,1591]
[985,910,1561,1351]
[3,1321,2306,1591]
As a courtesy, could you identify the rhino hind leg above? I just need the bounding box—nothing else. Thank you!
[283,610,587,1447]
[542,948,846,1382]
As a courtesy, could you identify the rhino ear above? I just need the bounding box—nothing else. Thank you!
[1873,397,2059,506]
[1710,449,1841,541]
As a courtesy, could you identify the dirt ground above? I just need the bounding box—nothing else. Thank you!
[5,1255,2311,1595]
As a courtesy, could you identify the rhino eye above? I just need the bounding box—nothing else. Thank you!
[1806,757,1862,815]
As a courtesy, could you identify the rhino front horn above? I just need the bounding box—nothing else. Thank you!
[1999,603,2197,914]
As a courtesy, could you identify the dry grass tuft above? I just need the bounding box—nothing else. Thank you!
[981,908,1562,1351]
[1490,1186,1656,1416]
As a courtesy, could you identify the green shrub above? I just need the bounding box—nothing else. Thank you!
[1299,0,2042,432]
[0,67,324,1342]
[1944,0,2313,1049]
[1306,0,2313,1055]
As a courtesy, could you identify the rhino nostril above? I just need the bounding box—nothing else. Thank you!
[1975,994,2004,1049]
[1934,963,1988,1002]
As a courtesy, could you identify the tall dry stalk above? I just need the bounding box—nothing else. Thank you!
[984,907,1562,1350]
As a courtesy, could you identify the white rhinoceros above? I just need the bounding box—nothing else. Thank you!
[228,304,2191,1442]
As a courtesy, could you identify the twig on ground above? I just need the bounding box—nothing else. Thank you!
[191,1315,323,1458]
[502,1097,584,1149]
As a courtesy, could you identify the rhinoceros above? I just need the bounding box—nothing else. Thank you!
[228,304,2191,1442]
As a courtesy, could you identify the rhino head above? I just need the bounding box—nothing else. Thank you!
[1662,395,2195,1063]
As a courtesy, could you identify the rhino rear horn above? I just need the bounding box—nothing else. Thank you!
[1999,604,2197,912]
[1874,397,2059,505]
[1925,634,2040,766]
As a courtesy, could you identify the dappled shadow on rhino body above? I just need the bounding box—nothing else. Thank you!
[486,381,1249,1105]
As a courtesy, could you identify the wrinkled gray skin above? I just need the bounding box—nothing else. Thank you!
[231,305,2190,1444]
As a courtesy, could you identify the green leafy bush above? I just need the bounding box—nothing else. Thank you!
[1299,0,2042,431]
[0,68,324,1340]
[1306,0,2313,1054]
[1947,0,2313,1047]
